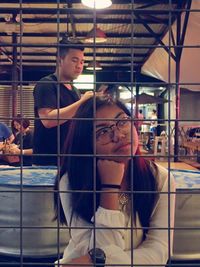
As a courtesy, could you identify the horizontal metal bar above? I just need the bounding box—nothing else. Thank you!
[0,0,180,4]
[3,43,200,49]
[0,58,143,64]
[3,51,148,58]
[0,17,169,25]
[0,7,186,16]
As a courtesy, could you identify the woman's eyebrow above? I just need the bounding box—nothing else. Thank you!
[95,112,126,129]
[115,111,125,118]
[96,123,109,129]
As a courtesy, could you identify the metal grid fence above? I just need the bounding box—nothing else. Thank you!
[0,0,200,267]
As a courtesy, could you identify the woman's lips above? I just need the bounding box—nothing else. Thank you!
[115,143,131,152]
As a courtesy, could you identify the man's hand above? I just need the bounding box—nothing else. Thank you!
[8,145,21,155]
[80,91,94,102]
[80,91,104,103]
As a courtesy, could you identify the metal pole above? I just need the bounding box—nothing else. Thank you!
[135,73,140,132]
[174,12,181,162]
[12,32,18,117]
[174,63,180,161]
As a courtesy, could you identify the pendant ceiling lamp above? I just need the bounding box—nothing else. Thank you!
[86,61,102,71]
[85,26,107,43]
[81,0,112,9]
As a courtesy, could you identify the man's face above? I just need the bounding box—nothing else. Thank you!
[59,48,84,81]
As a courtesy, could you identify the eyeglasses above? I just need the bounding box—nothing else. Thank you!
[96,116,131,145]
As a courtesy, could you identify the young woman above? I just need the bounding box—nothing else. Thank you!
[54,96,176,267]
[10,116,33,166]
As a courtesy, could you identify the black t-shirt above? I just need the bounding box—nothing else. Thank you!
[33,74,80,165]
[14,129,33,166]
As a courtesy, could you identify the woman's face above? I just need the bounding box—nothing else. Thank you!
[95,104,138,162]
[14,121,21,132]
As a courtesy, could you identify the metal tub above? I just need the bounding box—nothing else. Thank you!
[0,166,69,257]
[172,169,200,260]
[1,167,199,260]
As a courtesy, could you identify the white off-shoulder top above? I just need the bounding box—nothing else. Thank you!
[56,164,176,267]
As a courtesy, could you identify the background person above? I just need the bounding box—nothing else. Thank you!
[54,96,176,267]
[0,122,15,145]
[11,118,19,138]
[9,115,33,166]
[137,109,144,131]
[33,37,94,166]
[0,122,17,165]
[145,109,158,151]
[150,109,158,136]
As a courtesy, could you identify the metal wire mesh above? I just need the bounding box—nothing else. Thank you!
[0,0,200,266]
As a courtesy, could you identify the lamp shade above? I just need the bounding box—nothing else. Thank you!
[86,61,102,71]
[81,0,112,9]
[85,26,107,43]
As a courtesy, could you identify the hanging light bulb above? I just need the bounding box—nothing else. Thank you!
[86,61,102,71]
[81,0,112,9]
[85,26,107,43]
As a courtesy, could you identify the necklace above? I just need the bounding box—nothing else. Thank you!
[119,192,129,206]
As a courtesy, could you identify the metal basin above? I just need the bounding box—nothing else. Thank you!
[1,167,199,259]
[0,166,69,257]
[172,169,200,260]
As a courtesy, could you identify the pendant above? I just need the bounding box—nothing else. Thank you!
[119,192,129,206]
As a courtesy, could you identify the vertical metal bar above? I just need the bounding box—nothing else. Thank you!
[135,75,139,132]
[168,1,172,264]
[130,1,135,266]
[11,32,18,117]
[92,4,97,257]
[19,1,24,265]
[174,9,181,162]
[56,0,61,262]
[174,0,191,162]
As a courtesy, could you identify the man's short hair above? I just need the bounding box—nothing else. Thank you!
[58,36,84,58]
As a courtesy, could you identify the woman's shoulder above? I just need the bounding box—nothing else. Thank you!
[151,161,176,192]
[60,172,70,190]
[26,129,33,136]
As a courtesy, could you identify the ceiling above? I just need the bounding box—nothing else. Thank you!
[0,0,188,80]
[142,0,200,92]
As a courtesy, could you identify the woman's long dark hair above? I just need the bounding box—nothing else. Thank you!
[54,96,158,239]
[11,114,30,137]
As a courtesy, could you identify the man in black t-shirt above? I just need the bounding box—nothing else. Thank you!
[33,38,93,165]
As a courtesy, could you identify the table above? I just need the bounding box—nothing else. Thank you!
[157,161,198,171]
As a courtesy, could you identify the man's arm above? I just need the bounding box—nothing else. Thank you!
[9,146,33,155]
[38,91,94,128]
